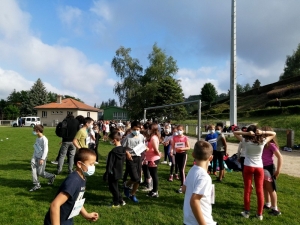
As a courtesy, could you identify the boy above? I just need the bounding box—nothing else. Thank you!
[30,125,56,191]
[44,148,99,225]
[104,130,126,207]
[122,120,146,203]
[183,140,217,225]
[73,117,94,149]
[205,125,218,175]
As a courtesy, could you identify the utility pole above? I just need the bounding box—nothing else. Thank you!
[230,0,237,125]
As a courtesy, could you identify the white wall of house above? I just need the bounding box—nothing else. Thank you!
[77,110,98,121]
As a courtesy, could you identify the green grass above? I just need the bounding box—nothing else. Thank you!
[0,127,299,224]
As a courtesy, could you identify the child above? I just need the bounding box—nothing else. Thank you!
[172,125,190,193]
[169,126,179,181]
[104,130,126,207]
[44,148,99,224]
[205,125,218,175]
[234,125,276,220]
[161,124,172,165]
[30,125,56,192]
[182,140,217,225]
[215,126,227,181]
[261,126,283,216]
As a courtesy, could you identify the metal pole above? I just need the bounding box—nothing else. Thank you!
[197,100,202,141]
[143,109,146,122]
[230,0,237,125]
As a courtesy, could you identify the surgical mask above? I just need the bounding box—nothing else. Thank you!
[32,131,37,135]
[132,130,140,136]
[165,129,170,134]
[81,162,95,176]
[89,124,93,129]
[178,130,183,135]
[174,132,178,136]
[216,130,221,134]
[208,130,215,134]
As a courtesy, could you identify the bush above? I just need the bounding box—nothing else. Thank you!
[265,98,300,107]
[267,85,300,99]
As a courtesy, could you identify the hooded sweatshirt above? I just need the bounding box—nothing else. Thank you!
[106,146,126,180]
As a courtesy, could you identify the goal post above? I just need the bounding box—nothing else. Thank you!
[143,100,202,141]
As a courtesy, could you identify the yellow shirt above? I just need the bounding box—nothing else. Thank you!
[74,128,88,148]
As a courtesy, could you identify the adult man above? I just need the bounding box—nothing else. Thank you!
[57,114,80,175]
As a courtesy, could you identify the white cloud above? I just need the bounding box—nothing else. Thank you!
[106,78,116,87]
[90,1,112,21]
[58,6,82,26]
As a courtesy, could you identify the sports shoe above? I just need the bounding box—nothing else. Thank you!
[161,161,167,164]
[263,204,271,209]
[140,184,151,192]
[119,200,126,206]
[51,161,58,165]
[256,214,263,220]
[48,175,56,185]
[241,211,250,218]
[177,186,182,194]
[269,209,281,216]
[175,174,179,180]
[129,195,138,203]
[147,191,159,198]
[124,186,130,198]
[168,175,173,182]
[169,162,172,166]
[29,185,41,192]
[110,204,120,208]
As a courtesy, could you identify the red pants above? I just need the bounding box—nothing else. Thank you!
[243,165,264,215]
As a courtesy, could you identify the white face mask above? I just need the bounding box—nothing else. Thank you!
[178,130,183,135]
[81,162,95,176]
[174,132,178,136]
[208,129,215,134]
[132,130,140,136]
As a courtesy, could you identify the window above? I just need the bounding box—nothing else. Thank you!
[51,111,63,115]
[67,111,73,115]
[113,112,117,119]
[26,118,31,121]
[87,112,90,117]
[42,111,47,118]
[31,118,36,122]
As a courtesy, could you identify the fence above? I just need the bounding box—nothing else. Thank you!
[0,120,13,126]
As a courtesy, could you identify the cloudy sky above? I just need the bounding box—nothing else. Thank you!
[0,0,300,106]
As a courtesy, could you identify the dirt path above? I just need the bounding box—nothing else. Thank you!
[188,137,300,178]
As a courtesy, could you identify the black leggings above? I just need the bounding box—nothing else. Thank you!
[213,151,225,172]
[148,160,159,192]
[175,152,187,186]
[170,154,178,175]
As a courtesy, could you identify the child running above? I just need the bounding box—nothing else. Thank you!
[104,130,126,207]
[44,148,99,224]
[261,126,283,216]
[30,125,56,191]
[183,140,217,225]
[234,125,276,220]
[172,125,190,193]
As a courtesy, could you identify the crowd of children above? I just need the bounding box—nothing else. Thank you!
[28,118,283,224]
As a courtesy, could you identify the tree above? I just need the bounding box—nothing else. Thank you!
[243,83,252,92]
[47,92,57,103]
[3,105,20,119]
[100,99,118,108]
[280,43,300,80]
[236,83,244,94]
[201,83,218,107]
[63,95,83,102]
[21,78,48,115]
[252,79,261,89]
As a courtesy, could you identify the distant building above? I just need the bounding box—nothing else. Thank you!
[34,95,100,126]
[102,106,129,121]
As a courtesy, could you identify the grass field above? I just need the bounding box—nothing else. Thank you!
[0,127,299,225]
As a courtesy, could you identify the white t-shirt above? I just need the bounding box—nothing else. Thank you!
[183,166,217,225]
[86,129,95,145]
[243,138,267,168]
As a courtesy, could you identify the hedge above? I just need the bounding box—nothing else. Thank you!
[267,85,300,99]
[265,98,300,107]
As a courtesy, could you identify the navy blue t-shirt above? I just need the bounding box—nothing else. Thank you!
[44,171,86,225]
[205,133,218,150]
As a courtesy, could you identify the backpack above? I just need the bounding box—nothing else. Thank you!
[55,119,69,138]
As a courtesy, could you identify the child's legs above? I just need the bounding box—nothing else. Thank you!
[167,145,172,162]
[254,167,264,215]
[142,164,150,181]
[163,146,169,161]
[212,151,218,173]
[243,165,254,211]
[218,151,225,178]
[31,157,39,185]
[176,153,187,186]
[37,159,54,179]
[170,155,175,174]
[108,179,120,205]
[148,161,159,192]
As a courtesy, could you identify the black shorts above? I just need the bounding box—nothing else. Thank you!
[126,156,142,183]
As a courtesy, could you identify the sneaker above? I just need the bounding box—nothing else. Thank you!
[48,175,56,185]
[175,174,179,180]
[110,204,120,208]
[177,187,182,194]
[241,211,249,218]
[269,209,281,216]
[263,204,271,209]
[147,191,159,198]
[29,185,41,192]
[140,185,152,192]
[51,161,58,165]
[256,214,263,220]
[124,186,130,198]
[119,200,126,206]
[168,175,173,182]
[169,162,172,166]
[161,161,167,164]
[129,195,138,203]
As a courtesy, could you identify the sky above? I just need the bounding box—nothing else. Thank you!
[0,0,300,107]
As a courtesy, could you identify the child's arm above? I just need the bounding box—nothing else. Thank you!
[273,149,283,178]
[190,193,206,225]
[40,138,49,165]
[80,206,99,222]
[221,135,227,155]
[50,192,69,225]
[237,142,242,158]
[182,184,186,194]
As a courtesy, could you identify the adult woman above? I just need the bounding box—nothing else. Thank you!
[145,123,161,197]
[234,125,276,220]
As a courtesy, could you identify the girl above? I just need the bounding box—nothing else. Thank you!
[169,126,179,181]
[261,126,283,216]
[215,125,228,181]
[234,125,276,220]
[161,125,172,165]
[145,123,161,197]
[172,125,190,193]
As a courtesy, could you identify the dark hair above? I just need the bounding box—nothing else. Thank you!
[193,141,213,161]
[108,130,122,141]
[216,122,223,127]
[131,120,141,129]
[177,124,184,130]
[244,125,264,144]
[34,125,44,133]
[66,114,74,119]
[84,117,94,125]
[75,115,85,124]
[74,148,96,164]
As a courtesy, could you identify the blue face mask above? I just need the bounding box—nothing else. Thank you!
[132,130,140,136]
[81,162,95,177]
[32,131,37,135]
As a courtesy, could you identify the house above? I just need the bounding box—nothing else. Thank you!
[102,106,129,121]
[34,95,100,126]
